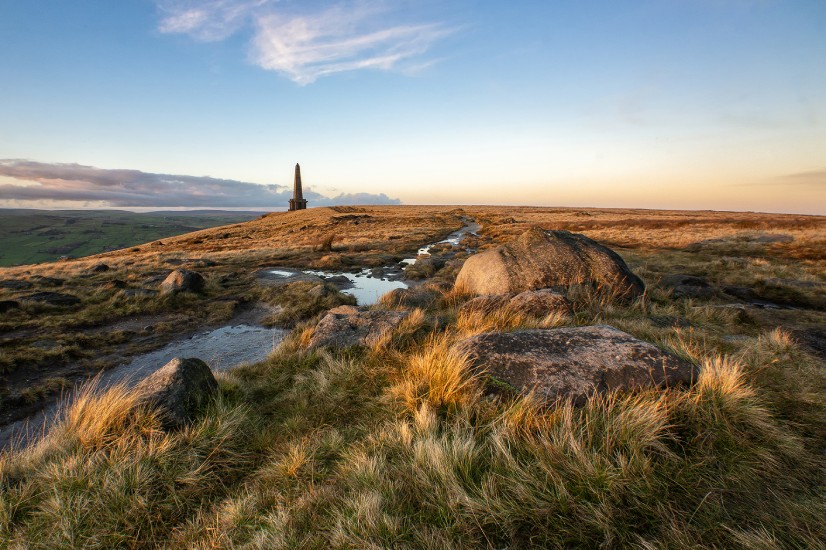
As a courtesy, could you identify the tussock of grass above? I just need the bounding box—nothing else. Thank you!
[0,381,255,548]
[390,334,481,415]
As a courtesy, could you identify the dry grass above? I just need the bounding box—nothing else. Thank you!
[0,204,824,547]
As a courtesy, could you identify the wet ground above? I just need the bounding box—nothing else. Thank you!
[0,318,286,450]
[258,218,481,306]
[0,219,482,450]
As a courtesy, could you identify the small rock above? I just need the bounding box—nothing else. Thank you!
[507,289,573,317]
[159,269,205,295]
[29,275,64,287]
[89,263,110,273]
[0,300,20,313]
[662,274,716,299]
[456,325,699,405]
[0,279,32,290]
[134,357,218,429]
[309,309,410,349]
[19,292,80,307]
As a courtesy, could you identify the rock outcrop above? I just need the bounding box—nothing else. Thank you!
[309,309,410,349]
[19,292,80,307]
[456,325,698,405]
[0,279,32,290]
[159,269,205,295]
[455,227,644,299]
[134,357,218,429]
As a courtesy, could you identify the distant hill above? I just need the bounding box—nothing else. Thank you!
[0,209,266,266]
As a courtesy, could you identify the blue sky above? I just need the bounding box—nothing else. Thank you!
[0,0,824,213]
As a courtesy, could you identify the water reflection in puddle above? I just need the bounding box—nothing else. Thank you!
[306,269,407,305]
[266,219,481,306]
[108,325,286,384]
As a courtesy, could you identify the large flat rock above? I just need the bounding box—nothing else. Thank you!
[456,325,698,404]
[308,309,409,349]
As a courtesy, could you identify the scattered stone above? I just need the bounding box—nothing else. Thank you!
[458,295,510,316]
[323,275,351,285]
[29,275,64,287]
[661,274,716,299]
[455,227,644,299]
[456,325,698,405]
[159,269,205,295]
[19,292,80,307]
[0,279,32,290]
[507,289,573,317]
[134,357,218,429]
[88,263,110,273]
[0,300,20,313]
[309,309,410,349]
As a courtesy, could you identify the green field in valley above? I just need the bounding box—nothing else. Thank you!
[0,209,266,266]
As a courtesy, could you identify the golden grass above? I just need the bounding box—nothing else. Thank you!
[390,333,481,415]
[0,204,823,547]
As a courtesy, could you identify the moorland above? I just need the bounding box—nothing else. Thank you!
[0,205,823,547]
[0,208,263,266]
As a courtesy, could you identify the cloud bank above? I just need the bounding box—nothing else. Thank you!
[0,160,401,208]
[156,0,453,84]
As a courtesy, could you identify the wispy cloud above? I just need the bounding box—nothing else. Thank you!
[0,160,400,208]
[157,0,271,41]
[156,0,453,83]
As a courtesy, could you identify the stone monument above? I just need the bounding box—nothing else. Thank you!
[288,163,308,211]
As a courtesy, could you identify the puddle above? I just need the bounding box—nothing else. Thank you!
[0,323,286,450]
[305,269,408,305]
[105,324,286,385]
[402,220,481,265]
[262,218,481,305]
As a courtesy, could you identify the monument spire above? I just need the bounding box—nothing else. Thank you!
[288,163,308,211]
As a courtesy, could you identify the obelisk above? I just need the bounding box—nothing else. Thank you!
[288,163,308,211]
